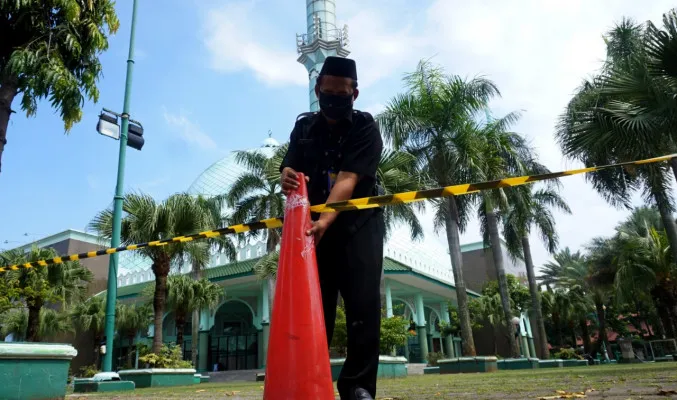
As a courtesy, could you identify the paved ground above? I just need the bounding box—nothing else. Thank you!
[206,368,265,383]
[68,362,677,399]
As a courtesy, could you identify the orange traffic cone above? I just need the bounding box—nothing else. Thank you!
[263,173,335,399]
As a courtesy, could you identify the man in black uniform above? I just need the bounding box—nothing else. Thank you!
[279,56,384,400]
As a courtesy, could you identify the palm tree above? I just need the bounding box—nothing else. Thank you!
[377,149,426,241]
[0,308,27,341]
[475,111,550,358]
[116,303,152,369]
[612,207,677,337]
[166,275,222,348]
[70,296,107,368]
[0,307,72,342]
[471,294,503,356]
[90,192,215,353]
[225,146,287,311]
[189,195,237,366]
[556,14,677,262]
[553,243,614,356]
[1,245,92,341]
[540,248,581,288]
[377,59,502,356]
[502,184,571,358]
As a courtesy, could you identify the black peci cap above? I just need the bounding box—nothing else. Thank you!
[319,56,357,81]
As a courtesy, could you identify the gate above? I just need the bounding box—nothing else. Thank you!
[208,333,258,371]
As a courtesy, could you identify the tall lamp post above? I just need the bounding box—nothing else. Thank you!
[96,0,143,372]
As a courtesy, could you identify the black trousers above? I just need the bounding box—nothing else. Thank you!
[316,212,385,400]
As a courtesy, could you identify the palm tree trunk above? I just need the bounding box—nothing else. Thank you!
[152,259,170,354]
[521,236,548,359]
[0,80,18,175]
[579,318,591,354]
[266,234,279,314]
[486,209,519,358]
[26,303,42,342]
[191,261,201,367]
[443,196,476,356]
[492,323,498,356]
[94,345,101,370]
[569,322,577,348]
[127,335,135,368]
[554,316,563,347]
[176,312,186,348]
[594,301,608,356]
[652,288,674,338]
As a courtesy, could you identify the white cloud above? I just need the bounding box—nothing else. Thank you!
[336,8,431,88]
[201,1,307,87]
[162,107,219,151]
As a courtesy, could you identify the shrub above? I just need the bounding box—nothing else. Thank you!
[379,316,412,355]
[426,351,444,366]
[78,364,99,378]
[138,343,192,368]
[554,348,583,360]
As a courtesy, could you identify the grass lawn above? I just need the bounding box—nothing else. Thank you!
[68,363,677,399]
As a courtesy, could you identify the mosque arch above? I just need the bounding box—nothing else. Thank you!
[392,297,416,323]
[211,299,258,337]
[425,306,442,333]
[215,298,257,321]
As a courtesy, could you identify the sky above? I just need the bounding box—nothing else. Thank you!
[0,0,675,274]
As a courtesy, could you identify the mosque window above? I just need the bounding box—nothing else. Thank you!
[246,248,251,259]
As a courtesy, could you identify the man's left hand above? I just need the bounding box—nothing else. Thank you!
[306,219,330,244]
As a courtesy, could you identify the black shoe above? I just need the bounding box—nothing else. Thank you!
[354,387,373,400]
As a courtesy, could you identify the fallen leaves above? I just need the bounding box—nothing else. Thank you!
[538,388,596,399]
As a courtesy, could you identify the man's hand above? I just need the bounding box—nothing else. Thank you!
[306,219,330,244]
[281,167,299,195]
[281,167,309,195]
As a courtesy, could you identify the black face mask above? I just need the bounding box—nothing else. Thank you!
[318,91,353,120]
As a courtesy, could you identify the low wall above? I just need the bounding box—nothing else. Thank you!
[330,356,408,381]
[0,342,77,400]
[118,368,197,388]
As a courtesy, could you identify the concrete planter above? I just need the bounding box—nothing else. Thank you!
[423,366,440,374]
[497,358,540,370]
[193,373,210,384]
[330,356,408,381]
[118,368,197,388]
[562,359,582,367]
[438,356,498,374]
[539,359,563,368]
[73,381,135,393]
[0,342,77,400]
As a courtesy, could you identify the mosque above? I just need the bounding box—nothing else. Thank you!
[4,0,536,373]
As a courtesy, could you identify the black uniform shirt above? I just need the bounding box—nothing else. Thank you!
[280,110,383,233]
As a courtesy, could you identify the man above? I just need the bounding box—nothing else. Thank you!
[279,56,384,400]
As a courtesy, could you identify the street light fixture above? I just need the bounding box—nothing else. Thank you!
[96,112,120,140]
[96,108,145,151]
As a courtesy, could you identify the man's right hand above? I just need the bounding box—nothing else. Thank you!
[281,167,308,195]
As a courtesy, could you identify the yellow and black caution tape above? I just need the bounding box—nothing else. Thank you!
[1,153,675,273]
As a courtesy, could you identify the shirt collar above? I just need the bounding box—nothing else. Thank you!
[313,111,354,132]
